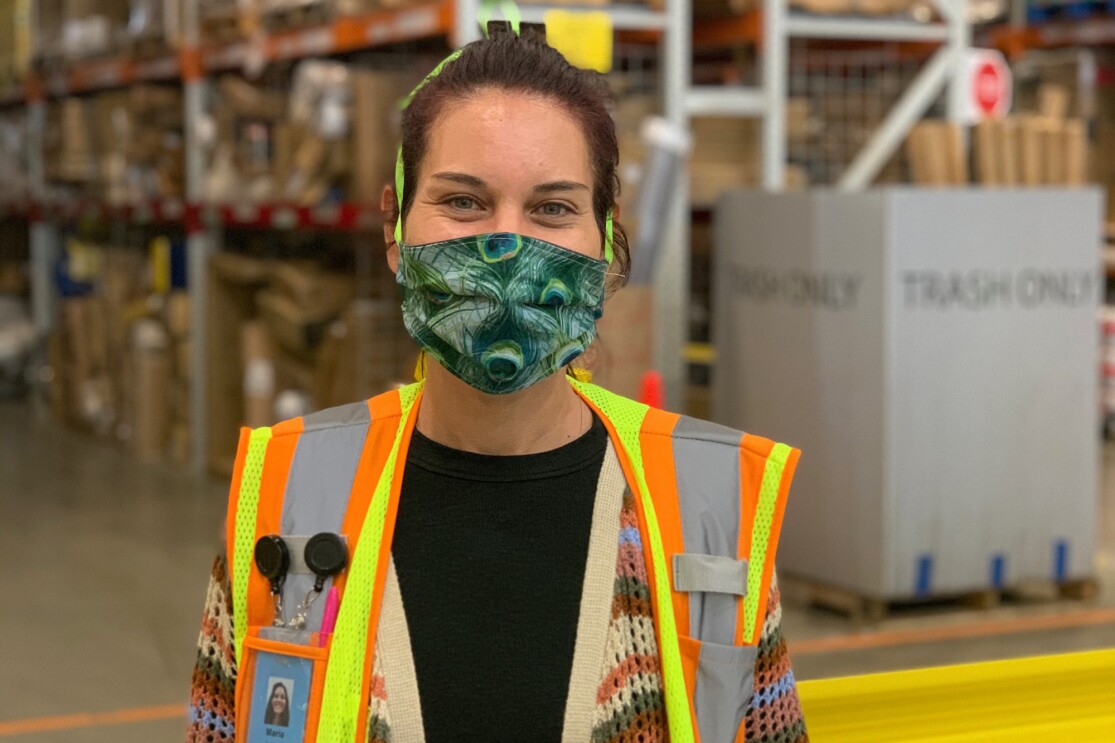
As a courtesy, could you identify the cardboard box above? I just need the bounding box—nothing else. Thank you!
[351,68,420,203]
[242,320,275,429]
[998,117,1019,186]
[176,339,192,381]
[974,119,998,186]
[691,119,759,192]
[716,189,1102,599]
[1037,83,1071,120]
[169,423,191,465]
[257,289,326,358]
[906,122,948,186]
[166,290,191,338]
[315,299,412,408]
[1018,115,1045,186]
[206,252,271,473]
[271,262,355,316]
[1064,119,1087,186]
[588,285,654,400]
[132,349,171,459]
[1098,86,1115,222]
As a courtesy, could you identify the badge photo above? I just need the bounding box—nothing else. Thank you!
[246,652,312,742]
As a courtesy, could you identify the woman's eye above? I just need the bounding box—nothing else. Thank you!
[539,202,571,217]
[449,196,477,210]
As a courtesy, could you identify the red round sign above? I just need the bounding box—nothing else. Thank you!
[974,61,1003,116]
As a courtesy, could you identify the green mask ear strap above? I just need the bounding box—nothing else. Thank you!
[393,147,405,246]
[605,210,614,264]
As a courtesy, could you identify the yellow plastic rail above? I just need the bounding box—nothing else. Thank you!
[798,648,1115,742]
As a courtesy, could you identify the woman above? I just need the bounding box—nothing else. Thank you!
[188,24,806,743]
[263,682,290,728]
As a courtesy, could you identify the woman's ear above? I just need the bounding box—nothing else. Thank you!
[382,183,400,274]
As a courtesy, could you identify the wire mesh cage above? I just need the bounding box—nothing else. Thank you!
[787,41,945,186]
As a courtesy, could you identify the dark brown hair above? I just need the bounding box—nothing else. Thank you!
[397,24,630,287]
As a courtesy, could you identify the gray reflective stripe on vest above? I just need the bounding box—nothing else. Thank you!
[671,415,743,646]
[671,415,755,742]
[279,400,371,630]
[673,553,748,596]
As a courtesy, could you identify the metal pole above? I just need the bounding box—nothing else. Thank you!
[941,0,971,138]
[184,0,213,474]
[838,46,953,190]
[27,94,59,419]
[655,0,689,409]
[26,99,54,339]
[762,0,787,190]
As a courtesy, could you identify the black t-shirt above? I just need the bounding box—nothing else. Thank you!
[390,414,608,742]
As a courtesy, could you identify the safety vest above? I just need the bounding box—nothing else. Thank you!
[227,379,799,743]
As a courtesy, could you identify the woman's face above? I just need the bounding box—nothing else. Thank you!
[270,685,287,715]
[387,88,601,269]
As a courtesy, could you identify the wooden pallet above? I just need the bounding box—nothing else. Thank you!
[782,574,1100,626]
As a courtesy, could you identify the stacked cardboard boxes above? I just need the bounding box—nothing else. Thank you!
[97,85,185,203]
[1097,80,1115,225]
[206,252,414,474]
[0,0,32,89]
[906,85,1088,188]
[200,0,424,44]
[206,63,422,206]
[45,85,185,201]
[36,0,133,61]
[49,240,195,462]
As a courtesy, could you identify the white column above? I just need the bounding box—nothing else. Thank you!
[762,0,787,191]
[184,0,213,474]
[656,0,690,409]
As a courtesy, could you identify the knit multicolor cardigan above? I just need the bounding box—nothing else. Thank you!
[187,490,807,742]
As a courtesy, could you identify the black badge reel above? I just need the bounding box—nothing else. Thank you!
[289,532,348,629]
[254,535,291,627]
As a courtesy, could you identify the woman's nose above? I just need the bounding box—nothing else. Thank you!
[489,205,528,235]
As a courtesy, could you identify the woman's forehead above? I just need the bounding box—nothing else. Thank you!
[422,90,592,189]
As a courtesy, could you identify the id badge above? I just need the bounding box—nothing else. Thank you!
[246,650,314,743]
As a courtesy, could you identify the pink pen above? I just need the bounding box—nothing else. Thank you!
[319,586,340,647]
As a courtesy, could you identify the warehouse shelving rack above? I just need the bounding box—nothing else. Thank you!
[686,0,969,191]
[2,0,681,473]
[1,0,972,473]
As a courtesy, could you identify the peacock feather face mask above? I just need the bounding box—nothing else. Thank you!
[396,232,607,395]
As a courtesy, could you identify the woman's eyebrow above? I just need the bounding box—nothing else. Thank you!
[534,180,590,194]
[432,172,488,188]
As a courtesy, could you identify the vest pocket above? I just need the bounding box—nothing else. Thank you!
[678,634,759,743]
[236,628,332,743]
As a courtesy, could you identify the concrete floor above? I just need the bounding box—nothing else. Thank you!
[1,399,1113,740]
